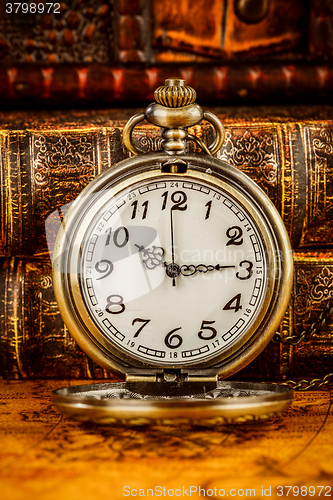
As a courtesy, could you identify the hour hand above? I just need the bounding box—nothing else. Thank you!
[135,244,164,269]
[180,264,235,276]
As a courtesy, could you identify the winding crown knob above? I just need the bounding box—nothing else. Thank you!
[123,77,225,156]
[154,78,197,108]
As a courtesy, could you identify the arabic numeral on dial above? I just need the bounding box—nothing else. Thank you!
[95,308,104,317]
[105,227,112,245]
[198,320,217,340]
[165,327,183,349]
[236,260,253,280]
[223,293,242,313]
[105,295,125,314]
[142,200,149,219]
[105,226,129,247]
[171,191,187,211]
[95,259,114,280]
[131,200,149,220]
[226,226,243,246]
[205,200,212,220]
[132,318,151,337]
[161,191,187,211]
[131,200,138,219]
[113,226,129,247]
[161,191,168,210]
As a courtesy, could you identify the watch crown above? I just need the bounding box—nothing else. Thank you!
[154,78,197,108]
[124,77,224,156]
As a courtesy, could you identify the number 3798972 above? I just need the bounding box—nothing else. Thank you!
[6,3,61,14]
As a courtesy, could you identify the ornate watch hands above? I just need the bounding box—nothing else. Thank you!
[179,264,235,276]
[135,244,164,269]
[169,207,177,286]
[135,244,235,279]
[164,262,236,281]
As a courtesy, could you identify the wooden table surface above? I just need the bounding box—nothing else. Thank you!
[0,380,332,500]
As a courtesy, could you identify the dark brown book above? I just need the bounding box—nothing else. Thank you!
[1,251,332,380]
[310,0,333,57]
[1,107,333,258]
[1,64,333,106]
[0,0,307,65]
[0,1,332,105]
[0,257,119,380]
[236,250,333,383]
[152,0,305,60]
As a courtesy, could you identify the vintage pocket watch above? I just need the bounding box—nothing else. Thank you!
[51,78,294,425]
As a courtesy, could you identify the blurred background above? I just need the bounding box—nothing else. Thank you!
[0,0,333,106]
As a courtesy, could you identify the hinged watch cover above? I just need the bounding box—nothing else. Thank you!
[51,78,294,425]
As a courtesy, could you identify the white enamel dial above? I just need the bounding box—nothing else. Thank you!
[79,174,269,367]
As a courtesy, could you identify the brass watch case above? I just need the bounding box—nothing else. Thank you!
[52,77,294,424]
[52,152,293,382]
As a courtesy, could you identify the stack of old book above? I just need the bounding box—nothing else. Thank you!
[0,105,332,383]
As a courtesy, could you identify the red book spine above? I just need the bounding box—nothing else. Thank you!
[1,64,333,105]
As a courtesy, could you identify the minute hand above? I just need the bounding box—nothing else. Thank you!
[180,264,235,276]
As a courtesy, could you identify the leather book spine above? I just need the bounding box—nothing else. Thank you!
[1,116,333,256]
[0,251,332,380]
[1,64,333,105]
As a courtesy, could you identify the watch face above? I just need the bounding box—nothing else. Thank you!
[74,169,272,368]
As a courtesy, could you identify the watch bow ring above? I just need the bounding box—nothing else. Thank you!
[123,78,225,156]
